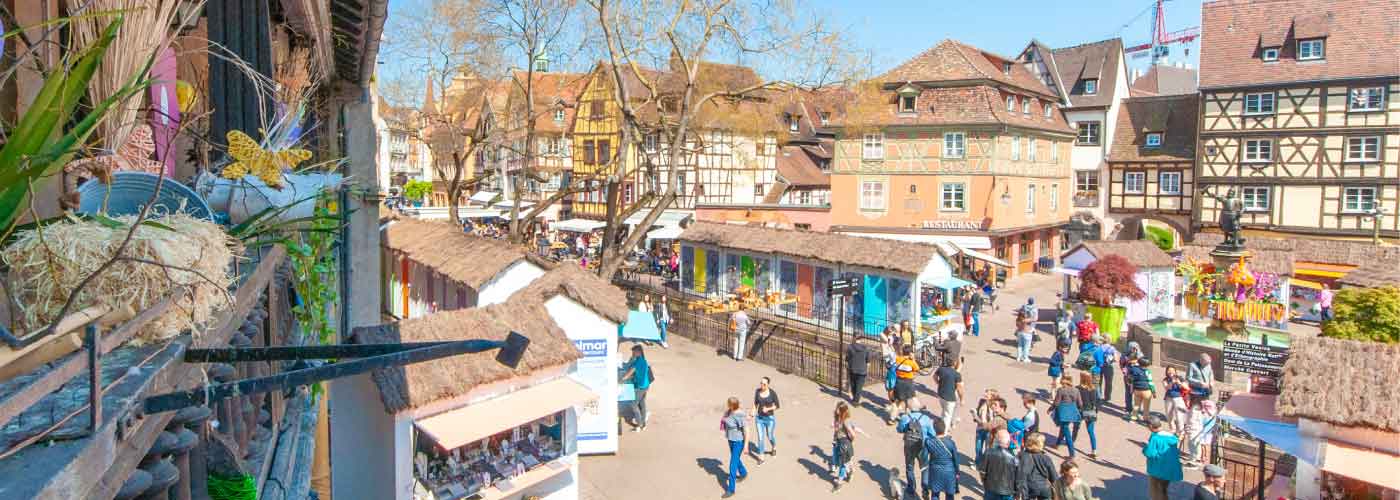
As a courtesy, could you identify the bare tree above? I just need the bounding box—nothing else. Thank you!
[585,0,862,279]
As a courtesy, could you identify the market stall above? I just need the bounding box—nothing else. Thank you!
[1059,240,1177,334]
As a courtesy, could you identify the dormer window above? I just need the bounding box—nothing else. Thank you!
[819,112,830,126]
[1083,79,1099,95]
[1043,104,1053,119]
[1298,38,1324,60]
[1002,62,1013,75]
[1261,47,1280,61]
[1022,98,1032,115]
[899,95,917,113]
[1145,132,1163,148]
[785,113,799,132]
[553,108,565,122]
[1007,95,1017,112]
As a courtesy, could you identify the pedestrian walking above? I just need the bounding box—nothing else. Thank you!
[656,296,671,349]
[1128,357,1156,422]
[1318,283,1335,322]
[979,428,1019,500]
[845,339,872,406]
[972,390,1006,466]
[1184,399,1219,467]
[1187,353,1215,402]
[1096,336,1119,402]
[1047,344,1068,392]
[1051,375,1083,458]
[1015,432,1058,500]
[1122,342,1144,410]
[752,377,780,464]
[1015,317,1036,363]
[899,320,916,349]
[1052,459,1095,500]
[881,328,900,422]
[621,345,653,431]
[934,359,964,430]
[719,397,749,498]
[1142,415,1184,500]
[1074,373,1099,460]
[1162,366,1189,434]
[730,308,750,361]
[893,344,921,418]
[923,414,960,500]
[829,401,866,491]
[638,295,653,312]
[1019,297,1038,322]
[898,398,935,499]
[1192,464,1227,500]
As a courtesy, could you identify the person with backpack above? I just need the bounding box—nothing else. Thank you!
[1051,375,1083,458]
[1128,357,1156,423]
[1095,335,1119,403]
[923,414,959,500]
[1047,344,1069,393]
[829,401,866,491]
[1016,432,1058,500]
[1121,341,1145,411]
[897,398,936,500]
[752,377,780,464]
[620,345,653,432]
[719,397,749,498]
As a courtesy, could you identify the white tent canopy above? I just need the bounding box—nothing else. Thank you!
[646,226,683,241]
[468,191,499,204]
[623,210,693,227]
[554,218,606,233]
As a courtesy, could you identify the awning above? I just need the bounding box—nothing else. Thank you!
[415,377,597,451]
[1294,261,1356,279]
[623,210,693,227]
[491,201,535,211]
[460,208,504,219]
[841,232,993,250]
[955,245,1012,268]
[1320,440,1400,491]
[923,275,974,290]
[1052,267,1082,277]
[554,218,606,233]
[1289,277,1324,290]
[468,191,499,204]
[1218,393,1312,464]
[646,226,683,241]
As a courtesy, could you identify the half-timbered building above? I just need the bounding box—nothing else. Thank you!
[502,69,589,222]
[1106,94,1198,239]
[1196,0,1400,243]
[829,39,1076,278]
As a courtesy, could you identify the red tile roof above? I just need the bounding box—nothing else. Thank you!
[881,39,1059,99]
[1129,64,1199,97]
[1107,94,1199,162]
[835,84,1073,134]
[775,145,829,187]
[1049,38,1125,108]
[1199,0,1400,89]
[509,71,589,134]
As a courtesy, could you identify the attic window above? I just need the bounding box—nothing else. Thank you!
[899,95,917,113]
[819,112,830,126]
[1083,79,1099,95]
[1002,62,1013,75]
[1297,38,1324,60]
[785,113,799,132]
[554,108,565,122]
[1043,103,1053,119]
[1006,95,1016,112]
[1145,133,1163,148]
[1022,98,1032,115]
[1261,47,1280,61]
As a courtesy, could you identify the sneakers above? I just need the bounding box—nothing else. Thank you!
[721,492,734,498]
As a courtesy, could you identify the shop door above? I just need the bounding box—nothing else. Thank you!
[863,275,887,335]
[797,264,814,318]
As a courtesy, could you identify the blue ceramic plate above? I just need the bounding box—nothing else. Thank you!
[77,172,213,221]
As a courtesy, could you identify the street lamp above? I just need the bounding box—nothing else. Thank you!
[999,186,1012,206]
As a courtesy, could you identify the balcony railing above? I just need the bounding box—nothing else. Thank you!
[1073,192,1100,208]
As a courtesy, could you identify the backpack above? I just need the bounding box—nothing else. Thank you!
[1074,347,1098,370]
[902,412,927,450]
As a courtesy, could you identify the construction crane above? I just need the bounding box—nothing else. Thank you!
[1124,0,1200,64]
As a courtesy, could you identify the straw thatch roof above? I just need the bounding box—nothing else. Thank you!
[1178,244,1295,276]
[1192,233,1400,265]
[513,263,629,324]
[1277,336,1400,433]
[1339,261,1400,289]
[382,218,545,289]
[677,221,944,275]
[1067,240,1175,268]
[354,300,582,414]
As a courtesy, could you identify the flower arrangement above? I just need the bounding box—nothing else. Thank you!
[1180,256,1287,323]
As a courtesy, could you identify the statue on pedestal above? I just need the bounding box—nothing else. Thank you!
[1206,188,1247,253]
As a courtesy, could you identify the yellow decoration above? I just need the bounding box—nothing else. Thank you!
[220,130,311,189]
[1227,256,1256,287]
[176,80,198,113]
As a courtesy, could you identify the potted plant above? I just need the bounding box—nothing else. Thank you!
[402,179,433,207]
[1078,254,1146,342]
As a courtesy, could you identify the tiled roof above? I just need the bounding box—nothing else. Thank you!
[678,221,945,275]
[1199,0,1400,89]
[1128,64,1198,97]
[509,71,589,134]
[775,145,829,188]
[1107,94,1199,162]
[881,39,1059,99]
[1067,240,1175,268]
[835,84,1074,134]
[1050,38,1124,108]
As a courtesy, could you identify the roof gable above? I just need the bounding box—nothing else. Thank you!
[1199,0,1400,89]
[1050,38,1124,107]
[1107,94,1199,162]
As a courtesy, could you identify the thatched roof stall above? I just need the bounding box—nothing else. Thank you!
[677,221,945,276]
[382,217,548,289]
[512,264,629,324]
[1277,336,1400,433]
[1338,261,1400,289]
[1064,240,1175,269]
[353,300,582,415]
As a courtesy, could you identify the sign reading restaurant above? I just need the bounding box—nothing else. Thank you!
[921,220,985,231]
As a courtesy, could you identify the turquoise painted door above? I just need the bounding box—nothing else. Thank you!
[863,275,887,335]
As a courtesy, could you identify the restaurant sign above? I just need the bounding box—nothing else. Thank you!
[1222,340,1290,377]
[920,219,985,231]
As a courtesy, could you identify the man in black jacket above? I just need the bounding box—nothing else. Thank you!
[846,341,871,405]
[978,428,1018,499]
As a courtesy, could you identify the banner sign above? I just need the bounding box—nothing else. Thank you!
[1222,340,1289,377]
[568,331,618,454]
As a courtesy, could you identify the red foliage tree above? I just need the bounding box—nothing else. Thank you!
[1079,254,1147,306]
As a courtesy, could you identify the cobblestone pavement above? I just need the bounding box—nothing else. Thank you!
[580,273,1213,500]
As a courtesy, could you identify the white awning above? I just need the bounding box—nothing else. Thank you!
[491,201,535,211]
[1052,267,1081,277]
[415,377,597,451]
[840,232,992,251]
[468,191,499,204]
[554,218,606,233]
[646,226,683,241]
[460,208,504,219]
[954,244,1012,268]
[623,210,693,227]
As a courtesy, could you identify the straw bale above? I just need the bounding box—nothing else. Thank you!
[353,300,582,414]
[1339,260,1400,289]
[513,264,629,324]
[1277,336,1400,433]
[2,213,236,344]
[677,221,941,275]
[382,218,541,289]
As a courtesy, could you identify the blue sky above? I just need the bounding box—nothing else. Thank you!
[809,0,1203,74]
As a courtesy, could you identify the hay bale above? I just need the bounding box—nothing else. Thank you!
[2,213,237,344]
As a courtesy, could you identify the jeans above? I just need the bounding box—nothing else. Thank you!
[903,444,926,495]
[1057,421,1077,457]
[727,439,748,493]
[1125,376,1135,410]
[1101,368,1115,402]
[635,388,649,427]
[1016,333,1034,362]
[1074,419,1097,452]
[831,443,849,481]
[986,494,1015,500]
[974,428,989,466]
[755,416,776,454]
[971,315,980,336]
[849,372,867,405]
[659,320,668,344]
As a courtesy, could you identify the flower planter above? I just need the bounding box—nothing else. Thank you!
[1085,304,1127,343]
[196,171,343,224]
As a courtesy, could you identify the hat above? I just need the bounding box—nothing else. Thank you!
[1203,464,1225,477]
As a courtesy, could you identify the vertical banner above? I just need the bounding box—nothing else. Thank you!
[568,332,618,455]
[694,248,708,293]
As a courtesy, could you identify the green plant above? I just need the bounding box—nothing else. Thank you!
[0,18,139,234]
[402,179,433,201]
[287,189,342,346]
[1079,254,1146,306]
[1323,286,1400,344]
[1142,225,1174,251]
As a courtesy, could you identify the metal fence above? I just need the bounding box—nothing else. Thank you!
[1211,415,1295,500]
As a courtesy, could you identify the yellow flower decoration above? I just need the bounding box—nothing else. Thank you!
[220,130,312,189]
